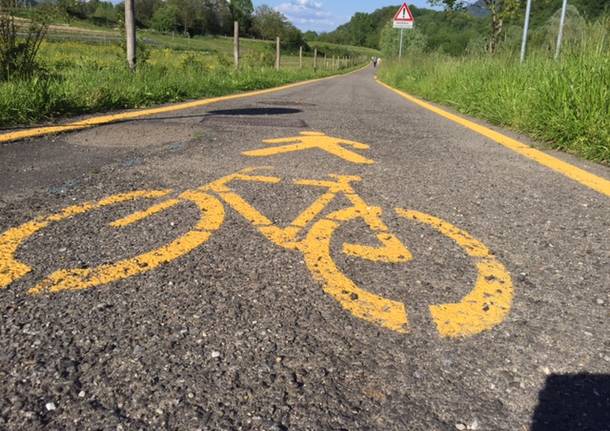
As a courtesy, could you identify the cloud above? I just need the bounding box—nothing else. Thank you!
[275,0,335,32]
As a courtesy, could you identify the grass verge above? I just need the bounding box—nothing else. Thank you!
[378,19,609,164]
[0,41,363,129]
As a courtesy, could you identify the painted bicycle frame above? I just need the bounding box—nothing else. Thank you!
[0,167,512,337]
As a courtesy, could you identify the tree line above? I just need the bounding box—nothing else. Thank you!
[26,0,306,48]
[309,0,609,56]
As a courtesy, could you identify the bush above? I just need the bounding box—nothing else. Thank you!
[0,0,48,81]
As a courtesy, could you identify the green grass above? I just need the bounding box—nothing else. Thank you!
[0,40,364,128]
[0,24,372,128]
[309,41,380,57]
[378,19,609,164]
[34,19,378,59]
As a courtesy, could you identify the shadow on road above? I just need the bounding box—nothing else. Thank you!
[531,373,610,431]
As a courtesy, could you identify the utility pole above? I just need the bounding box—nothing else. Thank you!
[275,37,280,70]
[124,0,136,70]
[233,21,240,69]
[520,0,532,63]
[555,0,569,59]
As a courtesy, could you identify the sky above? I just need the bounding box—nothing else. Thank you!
[253,0,438,33]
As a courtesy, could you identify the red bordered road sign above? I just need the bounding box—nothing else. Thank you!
[393,3,414,29]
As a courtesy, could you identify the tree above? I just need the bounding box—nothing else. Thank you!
[56,0,88,20]
[169,0,198,34]
[379,21,426,58]
[135,0,162,27]
[251,5,305,50]
[151,3,178,32]
[91,2,118,26]
[229,0,253,34]
[303,31,318,41]
[251,5,286,40]
[347,12,375,47]
[540,5,587,52]
[429,0,521,53]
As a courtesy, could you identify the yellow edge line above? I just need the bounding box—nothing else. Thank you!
[375,77,610,199]
[0,65,368,144]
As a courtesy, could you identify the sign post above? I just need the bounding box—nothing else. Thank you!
[399,29,404,59]
[393,3,415,59]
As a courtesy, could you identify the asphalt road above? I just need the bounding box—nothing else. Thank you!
[1,67,609,431]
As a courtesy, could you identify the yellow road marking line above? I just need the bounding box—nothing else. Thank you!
[397,209,513,338]
[302,207,410,333]
[289,191,336,228]
[110,198,181,228]
[242,131,375,164]
[29,190,224,294]
[0,66,368,144]
[376,78,610,199]
[0,190,171,290]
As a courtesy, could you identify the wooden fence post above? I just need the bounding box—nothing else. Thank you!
[275,37,280,70]
[233,21,239,69]
[124,0,136,70]
[299,46,303,69]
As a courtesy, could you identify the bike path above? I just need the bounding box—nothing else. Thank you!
[0,67,608,430]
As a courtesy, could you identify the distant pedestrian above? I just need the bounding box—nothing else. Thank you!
[372,56,378,68]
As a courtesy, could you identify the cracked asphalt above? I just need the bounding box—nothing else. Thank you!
[1,67,609,430]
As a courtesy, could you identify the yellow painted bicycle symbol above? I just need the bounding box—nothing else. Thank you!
[0,167,512,338]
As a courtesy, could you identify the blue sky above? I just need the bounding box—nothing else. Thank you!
[253,1,437,33]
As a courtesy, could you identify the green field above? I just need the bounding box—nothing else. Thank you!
[1,22,376,129]
[378,19,609,164]
[34,20,379,58]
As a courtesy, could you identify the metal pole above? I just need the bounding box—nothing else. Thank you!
[124,0,136,70]
[233,21,239,69]
[399,28,404,59]
[275,37,280,70]
[555,0,569,59]
[520,0,532,63]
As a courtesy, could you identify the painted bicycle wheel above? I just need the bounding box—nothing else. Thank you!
[0,190,225,294]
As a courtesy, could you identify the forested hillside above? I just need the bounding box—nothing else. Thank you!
[313,0,609,55]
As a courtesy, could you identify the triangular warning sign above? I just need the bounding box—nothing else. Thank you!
[393,3,414,22]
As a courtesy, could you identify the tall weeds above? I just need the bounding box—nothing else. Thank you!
[0,0,48,81]
[378,18,609,163]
